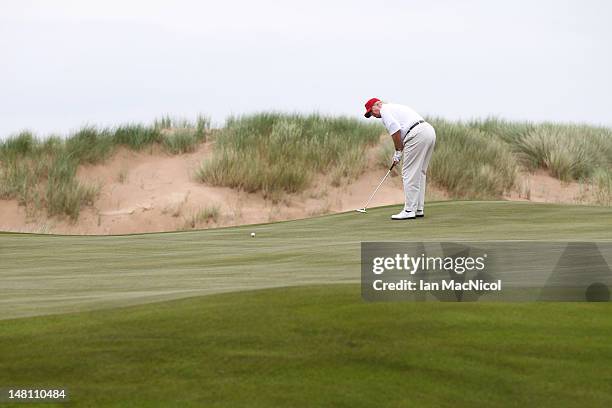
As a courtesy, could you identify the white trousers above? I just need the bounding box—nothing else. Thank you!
[401,122,436,212]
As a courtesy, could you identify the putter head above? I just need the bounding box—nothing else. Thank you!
[355,208,367,213]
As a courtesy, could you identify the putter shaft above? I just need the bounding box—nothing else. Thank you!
[358,164,394,212]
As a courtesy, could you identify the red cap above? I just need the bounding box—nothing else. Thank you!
[364,97,380,118]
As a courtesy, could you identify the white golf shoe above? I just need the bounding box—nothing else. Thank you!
[416,209,424,218]
[391,209,416,220]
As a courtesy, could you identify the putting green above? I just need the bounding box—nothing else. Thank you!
[1,201,611,320]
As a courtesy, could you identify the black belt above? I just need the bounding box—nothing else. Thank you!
[408,120,425,133]
[404,120,426,141]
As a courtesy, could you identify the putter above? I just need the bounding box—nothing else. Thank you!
[356,163,396,213]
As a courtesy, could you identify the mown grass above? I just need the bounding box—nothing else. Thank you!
[1,285,611,407]
[2,201,610,321]
[3,202,610,405]
[1,203,611,406]
[0,116,210,219]
[196,113,383,197]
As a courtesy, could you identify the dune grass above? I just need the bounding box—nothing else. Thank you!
[162,127,206,154]
[156,115,212,154]
[378,118,520,199]
[196,113,383,197]
[591,168,612,206]
[2,114,611,222]
[426,117,612,202]
[64,127,115,164]
[466,118,612,180]
[426,118,518,198]
[511,124,612,181]
[377,117,611,202]
[0,116,211,219]
[182,205,221,229]
[0,134,101,220]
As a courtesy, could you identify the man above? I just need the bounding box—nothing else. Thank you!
[364,98,436,220]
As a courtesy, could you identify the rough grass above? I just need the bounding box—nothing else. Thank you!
[45,152,100,219]
[428,117,612,203]
[377,137,396,170]
[196,113,383,197]
[0,116,211,219]
[427,118,518,198]
[464,117,612,179]
[591,168,612,206]
[0,143,100,220]
[376,116,611,203]
[65,127,115,164]
[183,205,221,229]
[376,121,519,199]
[162,127,206,154]
[157,115,211,154]
[2,114,611,222]
[510,124,612,181]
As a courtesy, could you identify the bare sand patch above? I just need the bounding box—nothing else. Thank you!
[504,169,597,205]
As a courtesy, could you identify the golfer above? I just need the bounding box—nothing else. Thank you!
[364,98,436,220]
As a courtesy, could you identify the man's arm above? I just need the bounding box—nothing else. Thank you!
[391,130,403,151]
[390,130,403,167]
[380,109,403,151]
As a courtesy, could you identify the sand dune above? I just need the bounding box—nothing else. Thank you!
[0,141,593,235]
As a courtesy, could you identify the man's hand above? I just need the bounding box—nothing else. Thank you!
[392,150,402,164]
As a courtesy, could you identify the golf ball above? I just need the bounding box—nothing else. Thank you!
[251,232,256,238]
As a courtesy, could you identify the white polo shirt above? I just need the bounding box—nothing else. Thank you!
[380,103,425,143]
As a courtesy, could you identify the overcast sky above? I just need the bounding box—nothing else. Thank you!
[1,0,610,139]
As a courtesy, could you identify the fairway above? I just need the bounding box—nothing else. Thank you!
[2,201,611,320]
[1,201,612,407]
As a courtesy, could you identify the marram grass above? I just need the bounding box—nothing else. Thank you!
[196,113,383,196]
[1,114,611,222]
[0,116,211,219]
